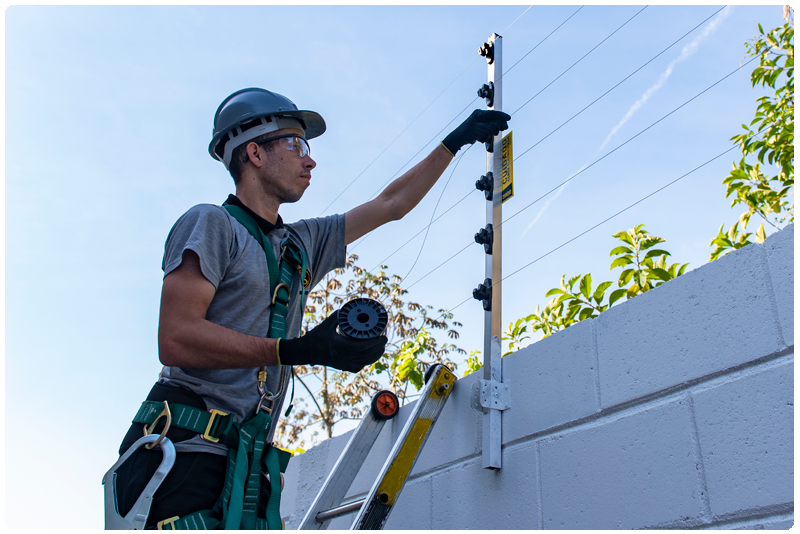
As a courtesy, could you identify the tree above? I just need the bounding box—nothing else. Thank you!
[711,13,794,260]
[274,253,464,451]
[502,225,688,354]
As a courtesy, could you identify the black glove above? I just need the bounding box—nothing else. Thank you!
[277,310,387,373]
[441,109,511,155]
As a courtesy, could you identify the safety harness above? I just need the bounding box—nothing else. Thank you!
[129,204,310,530]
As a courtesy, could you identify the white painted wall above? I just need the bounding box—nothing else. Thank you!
[281,224,794,530]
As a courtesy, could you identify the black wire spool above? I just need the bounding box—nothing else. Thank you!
[337,298,388,340]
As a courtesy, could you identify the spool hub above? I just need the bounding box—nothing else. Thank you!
[337,298,388,340]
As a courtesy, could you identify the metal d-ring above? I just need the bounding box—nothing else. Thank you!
[143,401,172,450]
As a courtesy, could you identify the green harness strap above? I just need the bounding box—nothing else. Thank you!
[131,204,307,530]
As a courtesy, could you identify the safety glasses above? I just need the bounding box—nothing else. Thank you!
[256,134,311,158]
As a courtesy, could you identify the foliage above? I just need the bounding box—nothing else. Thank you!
[501,225,688,353]
[712,17,794,260]
[461,350,483,378]
[274,253,464,450]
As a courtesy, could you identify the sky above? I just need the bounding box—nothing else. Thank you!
[3,4,790,529]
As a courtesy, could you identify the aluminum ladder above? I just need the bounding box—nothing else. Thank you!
[298,364,456,530]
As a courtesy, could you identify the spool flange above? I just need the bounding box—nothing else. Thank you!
[337,298,388,340]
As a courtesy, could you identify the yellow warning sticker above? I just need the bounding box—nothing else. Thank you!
[501,131,513,203]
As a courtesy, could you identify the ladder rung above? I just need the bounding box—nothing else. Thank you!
[316,498,366,523]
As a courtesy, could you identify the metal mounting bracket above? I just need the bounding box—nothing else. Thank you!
[470,379,510,413]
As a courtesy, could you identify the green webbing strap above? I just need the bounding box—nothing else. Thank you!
[159,510,276,530]
[132,401,236,443]
[223,204,280,298]
[221,410,272,529]
[221,204,308,327]
[263,445,283,529]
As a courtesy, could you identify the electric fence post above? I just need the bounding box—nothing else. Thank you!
[471,32,510,470]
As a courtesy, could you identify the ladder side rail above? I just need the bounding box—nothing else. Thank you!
[298,410,387,530]
[350,365,456,530]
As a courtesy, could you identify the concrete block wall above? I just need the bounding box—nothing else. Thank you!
[282,224,794,530]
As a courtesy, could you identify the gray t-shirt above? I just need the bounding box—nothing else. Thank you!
[158,203,346,455]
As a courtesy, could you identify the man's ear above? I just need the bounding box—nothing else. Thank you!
[244,141,265,168]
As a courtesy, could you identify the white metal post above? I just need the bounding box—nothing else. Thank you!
[482,33,505,469]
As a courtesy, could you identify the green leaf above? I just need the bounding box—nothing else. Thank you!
[609,246,633,256]
[608,288,627,307]
[613,231,634,246]
[756,223,766,243]
[644,249,671,259]
[545,287,564,297]
[649,268,671,282]
[578,307,594,321]
[579,273,592,300]
[618,268,634,287]
[567,274,581,290]
[610,257,633,270]
[593,281,613,302]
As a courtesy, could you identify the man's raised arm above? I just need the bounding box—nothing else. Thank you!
[344,110,510,245]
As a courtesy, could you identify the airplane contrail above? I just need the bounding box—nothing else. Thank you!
[520,6,734,239]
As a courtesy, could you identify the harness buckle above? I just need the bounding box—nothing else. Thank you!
[200,409,228,443]
[272,282,291,306]
[157,516,180,530]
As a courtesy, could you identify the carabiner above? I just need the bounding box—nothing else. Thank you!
[143,401,172,450]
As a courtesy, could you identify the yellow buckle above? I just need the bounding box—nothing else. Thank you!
[200,409,228,443]
[157,516,179,530]
[271,282,291,305]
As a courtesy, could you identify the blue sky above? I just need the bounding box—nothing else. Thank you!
[4,4,788,529]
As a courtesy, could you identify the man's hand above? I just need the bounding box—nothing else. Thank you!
[441,109,511,156]
[278,311,387,372]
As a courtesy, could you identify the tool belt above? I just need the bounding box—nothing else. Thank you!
[132,401,290,530]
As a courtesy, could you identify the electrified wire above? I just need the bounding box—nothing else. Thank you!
[376,147,471,309]
[347,97,479,253]
[503,5,585,78]
[510,5,648,117]
[399,54,759,290]
[317,57,482,217]
[318,3,540,217]
[349,6,586,252]
[500,4,535,35]
[516,5,727,159]
[352,5,640,257]
[361,189,475,270]
[378,5,728,266]
[443,144,739,317]
[396,145,472,283]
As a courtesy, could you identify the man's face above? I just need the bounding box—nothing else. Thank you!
[256,127,317,204]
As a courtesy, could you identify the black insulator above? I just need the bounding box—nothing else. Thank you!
[475,172,493,201]
[337,298,388,340]
[472,278,492,311]
[474,224,493,255]
[477,82,494,107]
[479,42,494,64]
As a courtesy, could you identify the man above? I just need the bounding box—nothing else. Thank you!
[111,87,509,529]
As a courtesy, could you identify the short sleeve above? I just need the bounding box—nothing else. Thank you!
[286,213,346,290]
[162,204,235,288]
